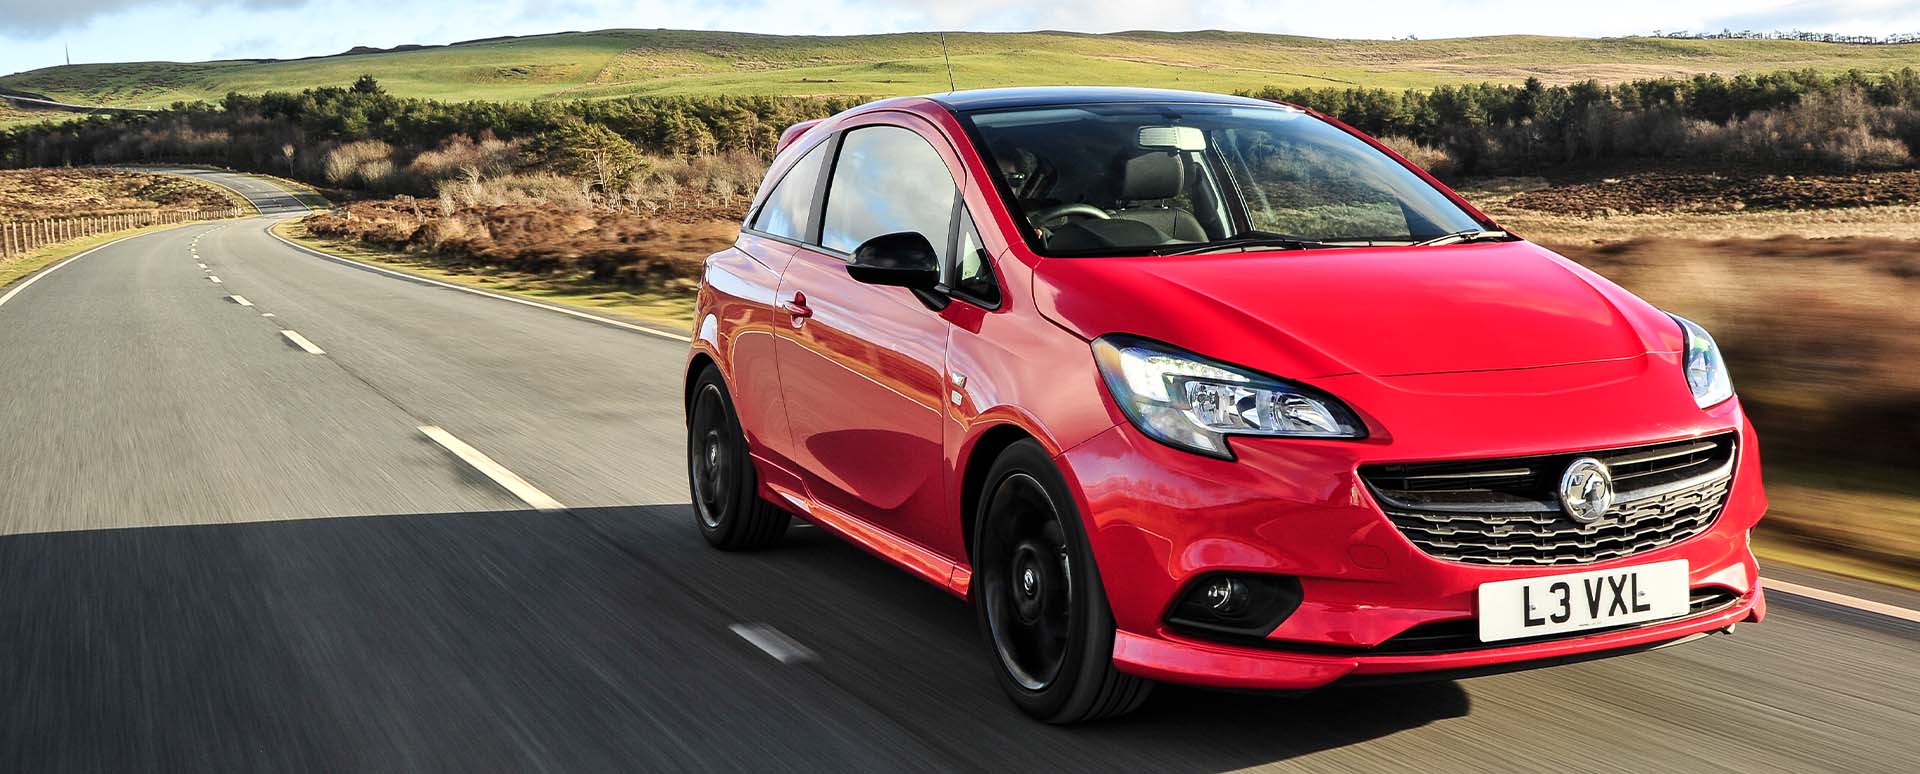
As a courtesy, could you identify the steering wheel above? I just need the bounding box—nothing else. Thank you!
[1027,203,1111,228]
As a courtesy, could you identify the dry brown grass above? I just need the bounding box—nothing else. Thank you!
[0,168,239,219]
[303,197,732,288]
[1462,176,1920,243]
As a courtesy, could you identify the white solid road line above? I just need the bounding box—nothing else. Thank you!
[264,227,691,343]
[417,425,566,511]
[729,623,818,664]
[279,329,325,354]
[229,295,252,307]
[1763,577,1920,624]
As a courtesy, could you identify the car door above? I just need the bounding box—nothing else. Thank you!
[724,136,835,499]
[774,117,960,551]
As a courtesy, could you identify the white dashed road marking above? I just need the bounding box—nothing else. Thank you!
[730,624,818,664]
[417,426,566,511]
[229,295,252,307]
[208,276,222,284]
[279,329,325,354]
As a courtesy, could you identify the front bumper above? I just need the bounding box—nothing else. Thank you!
[1055,373,1768,691]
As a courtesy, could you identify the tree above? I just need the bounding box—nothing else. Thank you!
[530,121,644,192]
[351,75,384,96]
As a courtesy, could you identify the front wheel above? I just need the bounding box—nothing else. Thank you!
[687,366,789,550]
[973,439,1152,723]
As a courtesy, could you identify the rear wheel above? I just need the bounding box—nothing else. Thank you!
[688,366,789,550]
[973,439,1152,723]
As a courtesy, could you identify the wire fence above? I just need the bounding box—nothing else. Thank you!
[0,208,250,260]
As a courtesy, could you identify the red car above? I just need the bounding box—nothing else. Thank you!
[685,87,1766,723]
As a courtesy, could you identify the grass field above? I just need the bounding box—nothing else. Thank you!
[0,101,78,129]
[8,29,1920,108]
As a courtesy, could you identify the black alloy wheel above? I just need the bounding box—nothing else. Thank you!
[973,439,1152,723]
[687,366,789,549]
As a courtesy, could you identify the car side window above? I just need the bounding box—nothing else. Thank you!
[750,140,829,241]
[822,125,956,258]
[949,214,1000,306]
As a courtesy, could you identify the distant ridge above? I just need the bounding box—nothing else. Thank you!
[4,28,1917,110]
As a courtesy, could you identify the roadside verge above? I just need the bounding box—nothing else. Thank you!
[267,220,692,340]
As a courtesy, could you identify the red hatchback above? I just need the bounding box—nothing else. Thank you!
[685,87,1767,723]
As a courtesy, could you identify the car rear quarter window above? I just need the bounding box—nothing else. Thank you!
[751,140,830,241]
[822,125,957,258]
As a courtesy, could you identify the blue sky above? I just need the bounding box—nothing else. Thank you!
[2,0,1917,78]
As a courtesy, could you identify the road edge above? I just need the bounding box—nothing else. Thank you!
[261,220,691,343]
[0,221,205,305]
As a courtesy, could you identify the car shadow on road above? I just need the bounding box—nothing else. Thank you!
[578,504,1474,773]
[0,505,1470,773]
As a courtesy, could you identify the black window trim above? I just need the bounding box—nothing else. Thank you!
[940,206,1003,311]
[741,131,842,249]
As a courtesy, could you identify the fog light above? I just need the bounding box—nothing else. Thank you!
[1166,573,1304,640]
[1201,577,1250,616]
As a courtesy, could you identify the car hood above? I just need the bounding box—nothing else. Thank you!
[1033,241,1683,379]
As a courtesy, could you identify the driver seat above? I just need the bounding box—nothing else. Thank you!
[1110,151,1207,242]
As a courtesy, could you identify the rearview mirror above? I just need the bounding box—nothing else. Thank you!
[848,232,940,291]
[1138,126,1206,151]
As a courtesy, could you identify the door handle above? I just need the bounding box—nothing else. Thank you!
[781,294,812,321]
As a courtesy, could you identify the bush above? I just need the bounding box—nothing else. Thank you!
[528,122,644,191]
[408,132,519,182]
[1376,134,1453,177]
[323,140,399,188]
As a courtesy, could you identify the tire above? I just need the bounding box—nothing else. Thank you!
[972,439,1152,723]
[687,366,790,550]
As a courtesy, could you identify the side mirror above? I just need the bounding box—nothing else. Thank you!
[848,232,940,291]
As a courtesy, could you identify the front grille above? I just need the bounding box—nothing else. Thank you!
[1361,434,1737,566]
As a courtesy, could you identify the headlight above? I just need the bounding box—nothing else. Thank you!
[1091,335,1364,458]
[1672,315,1733,408]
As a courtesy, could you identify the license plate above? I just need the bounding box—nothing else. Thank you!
[1476,560,1690,642]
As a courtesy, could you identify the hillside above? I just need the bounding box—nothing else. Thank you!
[6,29,1920,108]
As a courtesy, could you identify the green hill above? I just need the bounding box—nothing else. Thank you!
[7,29,1920,108]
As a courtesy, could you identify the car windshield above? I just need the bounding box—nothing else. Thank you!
[966,102,1488,256]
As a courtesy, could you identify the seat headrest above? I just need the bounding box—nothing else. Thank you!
[1117,151,1184,200]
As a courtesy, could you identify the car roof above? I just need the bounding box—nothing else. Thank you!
[923,86,1279,113]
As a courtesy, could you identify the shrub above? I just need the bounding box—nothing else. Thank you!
[1376,134,1454,177]
[323,140,399,188]
[408,132,520,182]
[528,122,645,191]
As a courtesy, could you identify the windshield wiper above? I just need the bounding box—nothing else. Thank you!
[1158,231,1339,256]
[1413,229,1510,247]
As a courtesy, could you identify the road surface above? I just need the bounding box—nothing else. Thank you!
[0,169,1914,772]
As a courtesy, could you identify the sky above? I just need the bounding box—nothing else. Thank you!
[2,0,1919,78]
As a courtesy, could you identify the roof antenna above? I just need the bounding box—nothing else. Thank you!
[939,32,956,93]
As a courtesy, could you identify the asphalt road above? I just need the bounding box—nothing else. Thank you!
[0,170,1915,772]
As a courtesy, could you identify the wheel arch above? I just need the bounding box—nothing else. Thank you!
[684,351,719,416]
[959,422,1046,566]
